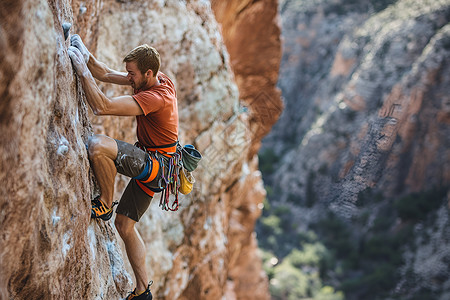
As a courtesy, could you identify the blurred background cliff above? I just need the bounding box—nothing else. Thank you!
[257,0,449,299]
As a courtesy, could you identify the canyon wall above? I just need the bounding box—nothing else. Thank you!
[211,0,283,155]
[267,0,449,201]
[0,0,281,299]
[259,0,449,299]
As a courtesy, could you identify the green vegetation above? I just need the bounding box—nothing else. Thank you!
[394,188,447,221]
[356,187,384,207]
[258,203,299,256]
[259,148,280,174]
[256,187,447,300]
[261,245,344,300]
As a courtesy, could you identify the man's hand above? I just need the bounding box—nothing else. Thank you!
[68,46,89,77]
[70,34,90,63]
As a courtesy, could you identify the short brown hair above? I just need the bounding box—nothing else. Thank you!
[123,44,160,76]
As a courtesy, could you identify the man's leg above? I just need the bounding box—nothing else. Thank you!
[88,134,118,208]
[115,213,149,292]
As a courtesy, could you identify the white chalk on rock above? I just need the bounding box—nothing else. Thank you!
[57,144,69,156]
[57,136,69,156]
[79,4,87,15]
[52,208,61,226]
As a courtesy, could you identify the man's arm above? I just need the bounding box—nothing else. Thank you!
[68,46,143,116]
[87,54,130,86]
[71,34,130,86]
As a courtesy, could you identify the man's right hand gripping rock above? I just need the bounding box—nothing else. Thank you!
[70,34,90,63]
[68,34,90,76]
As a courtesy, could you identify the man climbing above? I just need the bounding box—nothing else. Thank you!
[68,34,179,300]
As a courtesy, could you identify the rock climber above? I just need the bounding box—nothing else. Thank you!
[68,34,179,300]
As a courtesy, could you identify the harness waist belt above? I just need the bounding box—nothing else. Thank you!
[146,141,178,156]
[147,141,178,149]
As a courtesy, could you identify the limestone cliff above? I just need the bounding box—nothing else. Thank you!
[259,0,449,299]
[0,0,281,299]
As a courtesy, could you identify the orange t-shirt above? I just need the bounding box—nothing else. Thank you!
[133,72,178,148]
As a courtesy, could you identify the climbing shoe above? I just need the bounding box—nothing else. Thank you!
[91,197,118,221]
[125,281,153,300]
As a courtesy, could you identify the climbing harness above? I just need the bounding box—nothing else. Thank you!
[134,141,202,212]
[134,141,181,211]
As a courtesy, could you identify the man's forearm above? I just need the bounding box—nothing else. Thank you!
[79,71,112,115]
[68,45,136,116]
[68,45,115,115]
[88,54,130,85]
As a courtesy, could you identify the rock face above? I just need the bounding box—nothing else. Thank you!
[211,0,283,152]
[0,0,131,299]
[0,0,281,299]
[260,0,449,298]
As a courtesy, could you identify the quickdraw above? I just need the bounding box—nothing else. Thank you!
[158,151,181,211]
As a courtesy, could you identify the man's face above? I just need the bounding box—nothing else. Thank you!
[126,61,147,90]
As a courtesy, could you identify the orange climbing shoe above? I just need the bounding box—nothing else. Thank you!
[125,281,153,300]
[91,197,117,221]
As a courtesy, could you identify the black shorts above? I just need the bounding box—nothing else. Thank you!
[114,140,163,222]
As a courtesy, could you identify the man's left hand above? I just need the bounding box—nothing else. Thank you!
[68,46,89,77]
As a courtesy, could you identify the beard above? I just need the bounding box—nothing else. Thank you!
[131,79,147,90]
